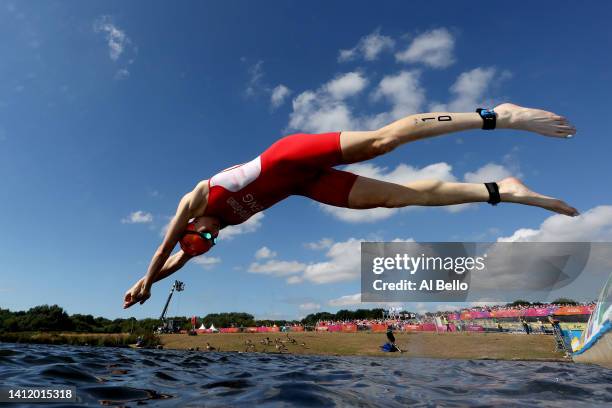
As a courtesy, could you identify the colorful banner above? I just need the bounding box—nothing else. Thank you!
[461,311,491,319]
[419,323,437,331]
[220,328,240,333]
[490,309,522,318]
[524,307,556,317]
[327,324,342,332]
[341,324,357,333]
[554,305,593,316]
[316,326,328,332]
[460,312,473,320]
[290,326,304,332]
[370,324,388,333]
[245,327,258,333]
[403,324,420,331]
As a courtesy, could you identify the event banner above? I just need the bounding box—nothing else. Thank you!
[361,242,610,302]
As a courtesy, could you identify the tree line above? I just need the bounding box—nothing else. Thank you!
[0,305,300,333]
[0,300,580,333]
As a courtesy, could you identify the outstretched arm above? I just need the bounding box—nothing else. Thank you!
[142,194,193,289]
[123,250,192,308]
[153,250,193,283]
[123,181,208,308]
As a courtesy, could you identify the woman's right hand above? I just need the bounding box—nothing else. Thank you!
[123,278,145,309]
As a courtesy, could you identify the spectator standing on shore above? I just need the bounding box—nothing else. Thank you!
[443,316,452,332]
[495,319,503,332]
[520,317,531,334]
[537,318,545,334]
[547,315,561,332]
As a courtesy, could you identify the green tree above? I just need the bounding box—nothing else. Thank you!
[507,300,531,307]
[551,298,578,305]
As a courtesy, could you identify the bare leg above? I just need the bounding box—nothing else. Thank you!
[348,176,579,216]
[339,103,576,163]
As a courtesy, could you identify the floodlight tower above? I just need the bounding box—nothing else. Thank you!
[158,280,185,332]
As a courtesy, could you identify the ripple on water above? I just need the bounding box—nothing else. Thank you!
[39,364,100,383]
[154,370,179,381]
[0,343,610,407]
[82,385,173,404]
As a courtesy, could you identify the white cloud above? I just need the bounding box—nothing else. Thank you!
[121,211,153,224]
[469,301,505,308]
[252,237,414,285]
[302,238,362,283]
[286,276,304,285]
[497,205,612,242]
[114,68,130,80]
[299,302,321,311]
[463,163,513,183]
[430,67,497,112]
[320,162,456,222]
[305,238,334,250]
[365,70,425,129]
[339,29,395,62]
[245,60,264,97]
[94,16,129,61]
[222,212,264,239]
[395,28,455,68]
[287,69,427,133]
[460,206,612,291]
[270,84,291,108]
[326,72,368,100]
[327,293,407,308]
[287,72,367,133]
[248,259,307,277]
[436,304,462,312]
[192,255,221,270]
[328,293,361,306]
[288,90,355,133]
[255,246,277,260]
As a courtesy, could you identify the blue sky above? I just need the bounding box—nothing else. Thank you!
[2,1,612,320]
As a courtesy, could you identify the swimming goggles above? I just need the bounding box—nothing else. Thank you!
[182,230,218,246]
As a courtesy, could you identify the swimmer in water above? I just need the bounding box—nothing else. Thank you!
[123,103,577,308]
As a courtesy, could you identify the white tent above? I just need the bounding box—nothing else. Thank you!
[198,323,206,330]
[209,324,218,332]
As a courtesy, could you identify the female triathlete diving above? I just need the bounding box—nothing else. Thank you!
[123,103,577,309]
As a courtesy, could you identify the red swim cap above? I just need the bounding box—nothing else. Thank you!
[179,222,212,256]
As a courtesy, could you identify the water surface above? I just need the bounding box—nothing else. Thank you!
[1,343,611,407]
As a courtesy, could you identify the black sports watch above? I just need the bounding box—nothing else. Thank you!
[476,108,497,130]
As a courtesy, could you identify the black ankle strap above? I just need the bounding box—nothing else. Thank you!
[476,108,497,130]
[485,182,501,205]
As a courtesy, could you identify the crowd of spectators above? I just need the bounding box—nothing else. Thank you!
[312,301,595,331]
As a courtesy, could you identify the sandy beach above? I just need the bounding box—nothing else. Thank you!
[159,331,566,361]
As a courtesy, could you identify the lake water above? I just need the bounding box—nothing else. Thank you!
[1,342,611,407]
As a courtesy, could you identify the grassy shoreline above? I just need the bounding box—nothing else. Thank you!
[0,331,567,362]
[160,331,567,361]
[0,331,160,348]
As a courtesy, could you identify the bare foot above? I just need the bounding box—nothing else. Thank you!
[493,103,576,138]
[497,177,579,216]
